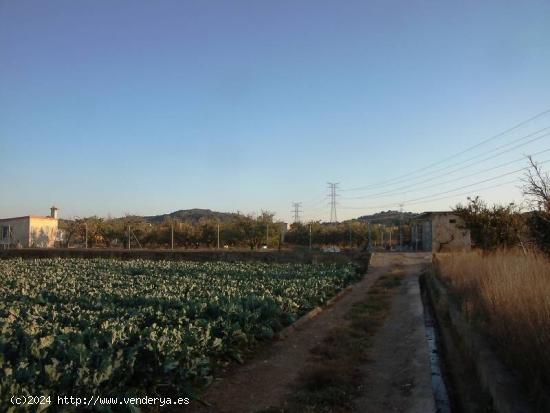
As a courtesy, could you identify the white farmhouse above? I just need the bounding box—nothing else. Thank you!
[0,207,59,248]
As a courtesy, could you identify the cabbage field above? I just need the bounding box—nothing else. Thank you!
[0,258,359,409]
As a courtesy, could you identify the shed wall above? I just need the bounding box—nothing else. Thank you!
[421,220,432,251]
[430,214,470,252]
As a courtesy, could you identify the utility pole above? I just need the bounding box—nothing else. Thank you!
[266,223,269,248]
[327,182,339,223]
[291,202,302,223]
[128,225,131,250]
[349,222,352,248]
[85,223,88,249]
[399,203,404,250]
[217,223,220,249]
[309,223,312,250]
[389,226,393,250]
[368,221,372,250]
[171,223,174,250]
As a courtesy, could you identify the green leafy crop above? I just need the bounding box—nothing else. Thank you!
[0,258,359,411]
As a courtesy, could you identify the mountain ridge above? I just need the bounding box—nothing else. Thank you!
[143,208,238,224]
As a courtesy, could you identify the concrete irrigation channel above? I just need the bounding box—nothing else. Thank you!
[420,276,453,413]
[422,271,540,413]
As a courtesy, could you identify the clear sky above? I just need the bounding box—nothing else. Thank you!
[1,0,550,222]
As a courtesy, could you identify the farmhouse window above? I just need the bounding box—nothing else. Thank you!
[449,219,456,224]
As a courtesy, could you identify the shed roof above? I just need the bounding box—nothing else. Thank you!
[412,211,457,220]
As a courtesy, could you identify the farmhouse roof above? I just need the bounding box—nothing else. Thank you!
[0,215,58,222]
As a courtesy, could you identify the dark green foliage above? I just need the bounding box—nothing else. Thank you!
[59,211,285,250]
[0,259,360,412]
[453,196,526,250]
[526,211,550,253]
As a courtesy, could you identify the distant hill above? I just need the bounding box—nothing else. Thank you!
[357,210,417,225]
[143,208,237,224]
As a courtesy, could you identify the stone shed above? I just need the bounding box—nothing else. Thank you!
[411,211,471,252]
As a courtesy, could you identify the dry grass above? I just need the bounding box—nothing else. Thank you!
[435,250,550,403]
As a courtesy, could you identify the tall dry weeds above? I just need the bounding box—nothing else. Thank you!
[435,250,550,401]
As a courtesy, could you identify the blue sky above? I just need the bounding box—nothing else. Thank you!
[1,0,550,222]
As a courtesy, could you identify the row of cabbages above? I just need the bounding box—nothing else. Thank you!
[0,258,359,411]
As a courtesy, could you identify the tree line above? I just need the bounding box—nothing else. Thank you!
[59,213,411,250]
[60,212,286,250]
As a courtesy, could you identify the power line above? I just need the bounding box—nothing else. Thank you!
[302,193,328,206]
[340,159,550,211]
[423,108,550,166]
[342,147,550,201]
[344,125,550,192]
[343,179,518,211]
[345,127,550,195]
[325,179,517,220]
[292,112,550,220]
[327,182,339,223]
[306,196,329,208]
[404,179,519,207]
[343,108,550,192]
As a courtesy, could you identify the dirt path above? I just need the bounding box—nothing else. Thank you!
[186,253,438,413]
[353,254,435,413]
[188,253,394,412]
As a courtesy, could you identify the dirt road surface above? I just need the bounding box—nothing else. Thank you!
[188,253,435,413]
[353,253,435,413]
